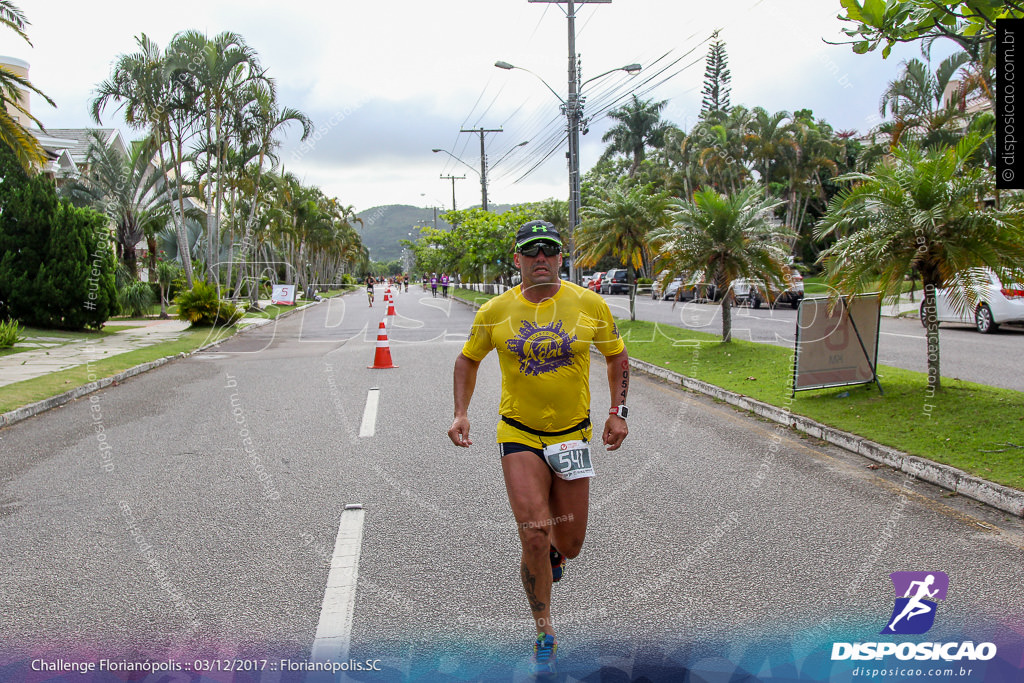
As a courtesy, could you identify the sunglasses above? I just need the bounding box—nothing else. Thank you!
[517,242,562,257]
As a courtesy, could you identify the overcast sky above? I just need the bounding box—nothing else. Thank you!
[9,0,956,212]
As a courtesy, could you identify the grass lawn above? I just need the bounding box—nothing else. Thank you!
[617,319,1024,491]
[804,276,920,297]
[452,287,500,306]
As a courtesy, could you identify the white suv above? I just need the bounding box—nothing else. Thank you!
[921,268,1024,333]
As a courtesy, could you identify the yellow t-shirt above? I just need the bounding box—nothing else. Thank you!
[461,281,624,443]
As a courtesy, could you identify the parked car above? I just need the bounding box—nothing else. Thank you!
[662,277,684,300]
[657,271,718,302]
[581,274,594,290]
[920,268,1024,333]
[601,268,629,294]
[588,271,605,292]
[732,267,804,309]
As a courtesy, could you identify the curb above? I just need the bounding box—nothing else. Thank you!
[0,299,322,430]
[450,290,1024,518]
[627,358,1024,518]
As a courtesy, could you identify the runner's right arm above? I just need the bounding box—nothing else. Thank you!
[448,352,480,447]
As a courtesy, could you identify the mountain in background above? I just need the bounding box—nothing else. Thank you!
[355,204,512,262]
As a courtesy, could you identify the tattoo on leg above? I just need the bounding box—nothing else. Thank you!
[520,562,547,614]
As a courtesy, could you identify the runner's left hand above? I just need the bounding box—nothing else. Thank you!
[602,415,627,450]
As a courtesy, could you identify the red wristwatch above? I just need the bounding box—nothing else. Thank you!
[609,405,629,418]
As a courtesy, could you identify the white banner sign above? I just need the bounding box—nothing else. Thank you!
[271,284,295,305]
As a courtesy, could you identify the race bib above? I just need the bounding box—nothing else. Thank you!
[543,440,594,481]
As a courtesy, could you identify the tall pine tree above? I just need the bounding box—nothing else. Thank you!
[700,33,732,117]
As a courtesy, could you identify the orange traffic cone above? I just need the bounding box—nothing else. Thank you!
[386,291,397,317]
[368,318,398,369]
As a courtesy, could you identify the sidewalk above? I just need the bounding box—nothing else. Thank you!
[0,319,193,389]
[0,302,278,389]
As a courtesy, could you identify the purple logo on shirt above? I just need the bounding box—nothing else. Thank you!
[506,321,576,376]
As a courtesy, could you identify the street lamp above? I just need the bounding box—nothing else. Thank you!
[433,141,528,210]
[495,59,640,284]
[432,148,478,175]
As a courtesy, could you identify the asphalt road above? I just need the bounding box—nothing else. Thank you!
[604,294,1024,392]
[1,288,1022,681]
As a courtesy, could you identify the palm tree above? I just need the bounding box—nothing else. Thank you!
[92,34,198,287]
[876,52,972,150]
[578,184,670,320]
[651,185,791,342]
[0,1,55,172]
[744,107,796,188]
[816,133,1024,390]
[693,106,753,195]
[227,80,312,300]
[167,30,263,283]
[60,132,172,278]
[601,95,670,177]
[781,113,843,251]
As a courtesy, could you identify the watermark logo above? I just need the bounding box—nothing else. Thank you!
[832,570,996,664]
[881,571,948,635]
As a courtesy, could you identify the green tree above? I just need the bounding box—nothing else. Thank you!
[37,202,118,329]
[167,30,264,282]
[0,142,117,329]
[92,34,198,287]
[817,133,1024,389]
[700,33,732,117]
[837,0,1020,59]
[0,1,56,172]
[227,80,313,301]
[600,95,670,177]
[745,107,797,188]
[651,185,792,342]
[578,184,670,320]
[60,132,171,278]
[0,142,56,321]
[876,52,972,150]
[693,105,753,195]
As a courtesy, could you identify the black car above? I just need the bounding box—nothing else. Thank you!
[600,268,629,294]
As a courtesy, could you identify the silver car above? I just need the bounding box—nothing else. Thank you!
[921,269,1024,333]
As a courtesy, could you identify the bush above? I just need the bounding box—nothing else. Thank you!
[636,277,653,285]
[0,319,25,348]
[118,280,155,318]
[174,282,243,327]
[0,145,116,329]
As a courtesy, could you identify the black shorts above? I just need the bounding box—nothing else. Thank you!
[498,442,545,461]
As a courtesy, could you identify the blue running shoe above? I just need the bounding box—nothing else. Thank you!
[532,632,558,675]
[550,546,565,583]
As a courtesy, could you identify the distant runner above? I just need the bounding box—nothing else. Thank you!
[365,276,374,307]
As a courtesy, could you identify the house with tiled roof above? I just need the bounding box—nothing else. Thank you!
[27,127,128,185]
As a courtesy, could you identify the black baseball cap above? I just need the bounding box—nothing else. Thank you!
[515,220,563,250]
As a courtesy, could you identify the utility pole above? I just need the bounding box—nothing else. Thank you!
[439,174,465,212]
[528,0,611,285]
[460,127,502,211]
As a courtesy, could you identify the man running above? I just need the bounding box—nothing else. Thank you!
[431,273,439,298]
[365,275,374,307]
[447,220,629,675]
[441,272,450,298]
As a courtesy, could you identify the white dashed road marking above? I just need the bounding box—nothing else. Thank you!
[311,504,366,662]
[359,388,380,438]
